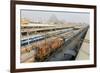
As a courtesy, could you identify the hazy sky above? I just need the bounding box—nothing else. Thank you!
[21,10,90,24]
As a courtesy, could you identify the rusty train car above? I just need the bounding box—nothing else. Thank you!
[21,36,64,62]
[34,36,64,61]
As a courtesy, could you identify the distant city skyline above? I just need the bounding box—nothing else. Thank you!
[21,10,90,24]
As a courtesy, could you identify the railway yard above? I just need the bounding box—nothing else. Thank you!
[20,23,89,63]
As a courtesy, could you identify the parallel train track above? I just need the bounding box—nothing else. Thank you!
[20,26,89,62]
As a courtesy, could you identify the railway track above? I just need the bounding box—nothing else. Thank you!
[20,26,89,62]
[45,26,89,61]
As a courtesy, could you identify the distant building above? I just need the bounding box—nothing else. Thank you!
[47,15,62,25]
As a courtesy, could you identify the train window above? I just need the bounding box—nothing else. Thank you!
[21,42,28,46]
[21,39,28,46]
[29,40,34,44]
[29,37,41,44]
